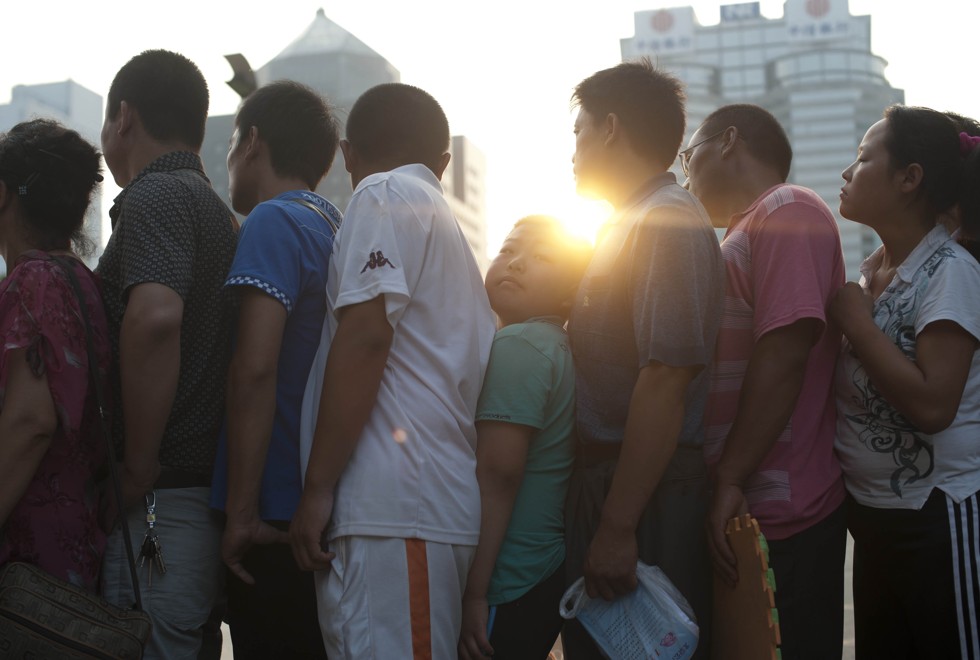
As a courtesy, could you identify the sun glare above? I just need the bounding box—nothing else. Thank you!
[488,189,612,259]
[552,198,612,246]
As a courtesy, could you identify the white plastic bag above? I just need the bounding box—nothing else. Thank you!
[559,562,699,660]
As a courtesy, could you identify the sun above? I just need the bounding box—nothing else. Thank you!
[551,197,612,246]
[486,185,612,262]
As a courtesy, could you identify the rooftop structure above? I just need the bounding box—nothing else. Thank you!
[200,9,488,267]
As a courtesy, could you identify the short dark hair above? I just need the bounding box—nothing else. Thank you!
[0,119,102,253]
[107,49,209,149]
[236,81,339,189]
[883,105,961,215]
[572,59,686,170]
[701,104,793,181]
[345,83,450,173]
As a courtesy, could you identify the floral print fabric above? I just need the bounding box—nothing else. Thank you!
[0,252,110,590]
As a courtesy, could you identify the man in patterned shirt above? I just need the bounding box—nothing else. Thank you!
[97,49,238,660]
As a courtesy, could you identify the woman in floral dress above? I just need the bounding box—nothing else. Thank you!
[0,118,110,591]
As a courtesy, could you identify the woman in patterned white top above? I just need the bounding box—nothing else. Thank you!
[831,105,980,660]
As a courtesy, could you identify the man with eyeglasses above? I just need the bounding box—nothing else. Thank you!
[685,104,847,660]
[564,59,724,659]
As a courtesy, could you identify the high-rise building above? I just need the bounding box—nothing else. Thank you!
[622,0,904,278]
[200,9,489,269]
[0,80,104,268]
[445,136,488,271]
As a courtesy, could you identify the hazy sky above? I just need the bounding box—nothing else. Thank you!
[2,0,975,254]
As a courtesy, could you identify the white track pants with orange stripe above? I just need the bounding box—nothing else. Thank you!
[314,536,475,659]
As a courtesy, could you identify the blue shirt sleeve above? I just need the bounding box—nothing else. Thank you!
[226,202,306,313]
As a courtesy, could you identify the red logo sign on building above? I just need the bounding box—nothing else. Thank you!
[805,0,831,18]
[651,9,675,33]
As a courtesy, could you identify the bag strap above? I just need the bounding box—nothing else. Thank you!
[292,198,340,234]
[50,255,144,612]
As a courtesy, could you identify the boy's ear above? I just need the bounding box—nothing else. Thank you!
[433,152,451,181]
[243,125,261,161]
[340,139,356,174]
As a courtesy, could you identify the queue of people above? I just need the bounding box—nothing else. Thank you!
[0,48,978,660]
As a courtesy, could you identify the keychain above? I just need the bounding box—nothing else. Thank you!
[138,491,167,586]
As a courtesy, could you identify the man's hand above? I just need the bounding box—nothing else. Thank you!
[582,362,696,602]
[289,487,336,571]
[706,481,749,588]
[457,594,493,660]
[584,523,638,601]
[223,517,290,585]
[291,296,391,572]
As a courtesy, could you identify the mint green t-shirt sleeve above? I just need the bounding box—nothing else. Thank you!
[476,331,554,429]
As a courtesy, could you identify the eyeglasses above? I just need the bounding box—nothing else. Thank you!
[678,129,726,177]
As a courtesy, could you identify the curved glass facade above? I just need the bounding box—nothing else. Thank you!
[771,50,889,88]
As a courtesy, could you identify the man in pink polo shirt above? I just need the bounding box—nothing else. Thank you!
[684,104,846,660]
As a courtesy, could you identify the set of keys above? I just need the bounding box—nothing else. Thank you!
[138,491,167,586]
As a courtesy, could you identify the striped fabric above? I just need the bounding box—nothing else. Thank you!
[947,492,980,660]
[705,184,846,540]
[406,539,432,659]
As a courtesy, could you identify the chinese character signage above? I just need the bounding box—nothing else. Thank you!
[721,3,761,22]
[785,0,852,41]
[630,6,696,55]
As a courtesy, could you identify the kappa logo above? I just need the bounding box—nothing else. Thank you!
[361,250,397,273]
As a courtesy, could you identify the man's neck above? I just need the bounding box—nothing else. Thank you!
[122,141,197,187]
[256,177,311,204]
[608,160,667,210]
[722,171,784,229]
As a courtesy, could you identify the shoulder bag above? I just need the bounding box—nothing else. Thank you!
[0,255,152,659]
